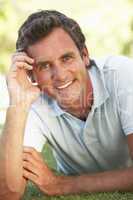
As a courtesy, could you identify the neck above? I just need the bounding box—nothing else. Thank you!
[67,95,93,120]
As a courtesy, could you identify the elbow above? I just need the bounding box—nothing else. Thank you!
[6,179,23,194]
[0,177,23,200]
[3,179,25,200]
[0,189,22,200]
[6,179,26,199]
[3,173,26,198]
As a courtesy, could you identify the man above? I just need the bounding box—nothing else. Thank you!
[1,10,133,200]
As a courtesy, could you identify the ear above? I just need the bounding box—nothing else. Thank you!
[81,46,90,67]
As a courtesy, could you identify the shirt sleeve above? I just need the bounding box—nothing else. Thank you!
[116,56,133,135]
[23,108,48,152]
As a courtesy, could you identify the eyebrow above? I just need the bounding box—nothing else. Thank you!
[35,60,50,66]
[60,52,75,59]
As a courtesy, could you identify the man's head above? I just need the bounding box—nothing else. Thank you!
[16,10,86,55]
[16,10,93,119]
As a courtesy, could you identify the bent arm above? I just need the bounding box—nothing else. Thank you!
[56,166,133,195]
[0,51,40,200]
[0,105,29,200]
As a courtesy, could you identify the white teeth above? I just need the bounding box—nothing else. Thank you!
[57,81,73,89]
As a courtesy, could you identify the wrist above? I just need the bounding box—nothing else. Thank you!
[9,99,31,111]
[56,175,80,195]
[7,103,30,113]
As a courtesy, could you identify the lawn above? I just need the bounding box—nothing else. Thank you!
[0,126,133,200]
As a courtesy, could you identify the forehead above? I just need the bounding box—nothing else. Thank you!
[27,28,79,60]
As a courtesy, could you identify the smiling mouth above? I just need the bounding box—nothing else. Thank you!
[56,80,73,89]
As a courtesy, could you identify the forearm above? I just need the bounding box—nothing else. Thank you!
[57,167,133,195]
[0,105,29,194]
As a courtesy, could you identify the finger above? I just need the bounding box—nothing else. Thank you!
[23,151,51,173]
[23,147,43,162]
[23,148,50,172]
[11,52,27,62]
[11,61,33,71]
[23,169,38,184]
[23,152,50,174]
[12,55,34,65]
[12,51,27,57]
[23,152,42,168]
[23,160,39,176]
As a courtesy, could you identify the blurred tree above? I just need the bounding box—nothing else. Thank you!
[0,0,15,73]
[121,0,133,56]
[121,21,133,56]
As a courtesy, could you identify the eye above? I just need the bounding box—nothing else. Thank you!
[38,63,50,70]
[62,55,73,62]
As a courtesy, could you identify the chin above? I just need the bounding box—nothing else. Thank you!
[57,93,81,110]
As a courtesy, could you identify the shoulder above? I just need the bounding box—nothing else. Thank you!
[104,56,133,90]
[94,55,133,94]
[94,55,133,72]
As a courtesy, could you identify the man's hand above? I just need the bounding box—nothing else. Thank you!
[7,52,40,107]
[23,147,60,196]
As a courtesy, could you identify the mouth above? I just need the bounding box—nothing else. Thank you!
[56,80,74,89]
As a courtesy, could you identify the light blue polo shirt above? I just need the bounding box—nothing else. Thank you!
[24,55,133,175]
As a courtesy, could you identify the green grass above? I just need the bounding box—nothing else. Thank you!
[22,192,133,200]
[22,144,133,200]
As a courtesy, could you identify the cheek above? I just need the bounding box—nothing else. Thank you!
[34,71,55,96]
[33,70,50,85]
[36,74,47,85]
[69,62,86,80]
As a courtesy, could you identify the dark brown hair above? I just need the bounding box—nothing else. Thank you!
[16,10,86,54]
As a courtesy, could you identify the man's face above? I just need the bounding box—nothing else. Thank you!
[27,28,90,110]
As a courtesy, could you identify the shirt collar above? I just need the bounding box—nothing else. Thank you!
[89,59,109,109]
[48,58,110,116]
[51,100,65,116]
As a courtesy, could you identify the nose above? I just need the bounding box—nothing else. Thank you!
[52,64,68,83]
